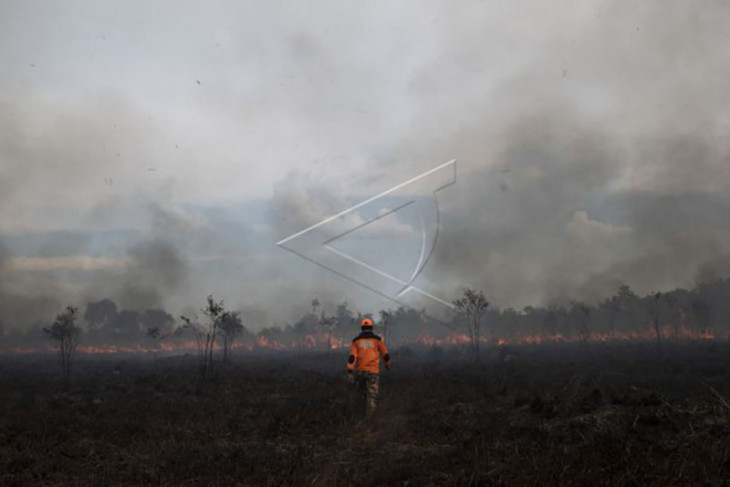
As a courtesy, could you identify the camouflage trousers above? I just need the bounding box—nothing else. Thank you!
[355,371,380,416]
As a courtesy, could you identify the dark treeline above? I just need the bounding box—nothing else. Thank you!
[1,298,186,351]
[1,279,730,352]
[392,280,730,346]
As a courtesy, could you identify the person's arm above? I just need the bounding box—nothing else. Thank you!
[347,341,358,381]
[378,340,391,370]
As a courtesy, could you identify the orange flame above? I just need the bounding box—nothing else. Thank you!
[1,323,725,356]
[415,324,724,347]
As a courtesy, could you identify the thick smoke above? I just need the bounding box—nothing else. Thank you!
[0,89,200,333]
[420,1,730,308]
[3,0,730,338]
[267,1,730,313]
[422,114,730,309]
[115,239,189,311]
[0,243,62,334]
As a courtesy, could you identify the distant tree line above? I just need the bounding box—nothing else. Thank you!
[2,279,730,357]
[252,280,730,352]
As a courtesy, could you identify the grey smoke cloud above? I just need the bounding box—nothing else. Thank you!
[2,0,730,332]
[115,239,189,310]
[267,1,730,314]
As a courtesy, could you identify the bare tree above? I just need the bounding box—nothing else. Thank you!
[43,306,82,387]
[201,295,224,370]
[181,295,225,380]
[219,311,244,363]
[453,288,489,360]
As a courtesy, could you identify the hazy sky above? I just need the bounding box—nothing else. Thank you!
[2,1,730,330]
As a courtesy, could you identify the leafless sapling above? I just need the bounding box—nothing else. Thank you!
[453,288,489,360]
[181,294,225,380]
[43,306,82,387]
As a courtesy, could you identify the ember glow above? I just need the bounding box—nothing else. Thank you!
[415,323,724,348]
[2,323,725,356]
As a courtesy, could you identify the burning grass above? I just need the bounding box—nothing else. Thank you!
[2,323,725,357]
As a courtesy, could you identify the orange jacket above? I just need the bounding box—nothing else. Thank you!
[347,330,391,375]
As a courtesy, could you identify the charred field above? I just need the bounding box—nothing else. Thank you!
[1,341,729,486]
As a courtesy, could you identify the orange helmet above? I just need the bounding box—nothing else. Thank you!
[360,317,374,328]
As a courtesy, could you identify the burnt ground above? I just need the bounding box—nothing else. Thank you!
[0,342,729,486]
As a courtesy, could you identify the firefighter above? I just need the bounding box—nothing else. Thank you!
[347,316,391,416]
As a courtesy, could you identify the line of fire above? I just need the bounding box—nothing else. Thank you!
[3,280,727,358]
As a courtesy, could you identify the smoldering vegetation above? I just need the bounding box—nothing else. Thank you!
[1,342,729,485]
